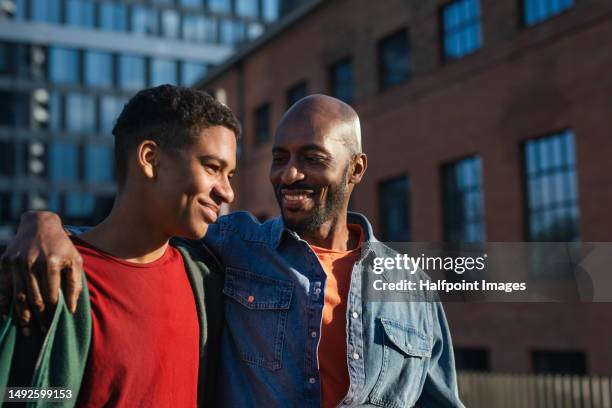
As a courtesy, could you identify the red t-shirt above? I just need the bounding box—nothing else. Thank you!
[72,237,200,407]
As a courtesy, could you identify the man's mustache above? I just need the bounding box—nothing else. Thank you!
[276,183,319,192]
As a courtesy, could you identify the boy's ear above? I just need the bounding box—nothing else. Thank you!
[137,140,160,180]
[349,153,367,185]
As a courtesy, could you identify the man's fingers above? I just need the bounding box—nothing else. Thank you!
[63,261,83,314]
[40,257,62,309]
[24,262,45,315]
[12,267,33,335]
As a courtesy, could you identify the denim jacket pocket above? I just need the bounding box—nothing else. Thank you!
[369,318,432,408]
[223,267,294,371]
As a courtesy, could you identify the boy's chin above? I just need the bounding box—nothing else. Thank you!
[176,223,209,240]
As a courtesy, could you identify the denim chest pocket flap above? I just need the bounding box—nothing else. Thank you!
[222,267,294,371]
[223,267,293,310]
[380,318,431,358]
[370,318,432,408]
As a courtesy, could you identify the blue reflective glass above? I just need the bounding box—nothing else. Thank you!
[262,0,279,22]
[179,0,202,7]
[99,3,127,32]
[150,59,177,86]
[119,55,146,90]
[235,0,258,18]
[330,59,353,104]
[379,30,410,88]
[247,23,264,40]
[524,0,574,26]
[66,192,94,218]
[220,19,245,45]
[208,0,231,13]
[181,61,208,86]
[31,0,61,23]
[49,48,80,85]
[49,142,78,181]
[442,0,482,60]
[66,0,95,28]
[85,51,113,88]
[162,10,180,39]
[66,93,96,134]
[84,145,114,182]
[49,92,62,131]
[100,96,124,134]
[131,6,158,36]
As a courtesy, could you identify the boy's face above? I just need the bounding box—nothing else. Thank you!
[151,125,237,239]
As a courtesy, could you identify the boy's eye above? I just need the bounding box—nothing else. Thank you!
[272,155,288,164]
[205,164,220,174]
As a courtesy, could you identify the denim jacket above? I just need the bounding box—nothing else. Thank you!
[203,211,464,408]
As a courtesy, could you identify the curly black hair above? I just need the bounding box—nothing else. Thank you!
[112,84,241,186]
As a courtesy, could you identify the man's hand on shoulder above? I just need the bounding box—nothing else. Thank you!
[0,211,83,334]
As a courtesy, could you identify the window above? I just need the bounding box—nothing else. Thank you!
[286,81,307,108]
[179,0,203,7]
[161,10,180,39]
[11,0,26,21]
[0,142,15,177]
[442,156,485,242]
[247,23,265,40]
[119,55,146,91]
[523,0,574,26]
[66,0,96,28]
[379,175,411,241]
[0,192,11,224]
[236,0,259,18]
[454,348,490,371]
[66,93,96,134]
[220,19,245,45]
[85,51,113,88]
[181,61,208,86]
[524,130,579,241]
[65,192,95,219]
[49,92,62,131]
[532,350,586,374]
[262,0,280,22]
[378,29,411,90]
[49,48,80,84]
[442,0,482,60]
[254,103,271,146]
[84,145,114,182]
[183,15,207,42]
[100,95,125,134]
[208,0,231,13]
[31,0,61,23]
[131,6,158,36]
[0,91,29,127]
[329,58,354,104]
[99,3,127,32]
[48,142,79,182]
[150,58,177,86]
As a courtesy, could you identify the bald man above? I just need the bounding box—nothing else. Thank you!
[2,95,464,407]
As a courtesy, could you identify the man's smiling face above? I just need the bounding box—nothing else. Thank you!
[269,110,353,235]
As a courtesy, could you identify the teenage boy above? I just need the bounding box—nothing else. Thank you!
[0,85,238,407]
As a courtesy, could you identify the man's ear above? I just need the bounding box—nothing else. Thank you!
[349,153,367,184]
[137,140,160,180]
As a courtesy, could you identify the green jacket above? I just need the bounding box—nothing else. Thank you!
[0,239,224,408]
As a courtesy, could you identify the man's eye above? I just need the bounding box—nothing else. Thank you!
[305,156,325,164]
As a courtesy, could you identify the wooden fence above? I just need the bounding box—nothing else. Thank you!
[458,372,612,408]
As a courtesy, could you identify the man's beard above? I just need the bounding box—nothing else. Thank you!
[277,166,350,236]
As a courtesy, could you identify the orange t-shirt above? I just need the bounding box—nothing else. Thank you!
[310,224,364,408]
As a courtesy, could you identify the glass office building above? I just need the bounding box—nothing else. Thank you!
[0,0,282,242]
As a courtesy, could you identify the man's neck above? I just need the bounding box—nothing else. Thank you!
[301,215,359,252]
[78,193,171,263]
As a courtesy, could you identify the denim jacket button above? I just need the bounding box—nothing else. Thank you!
[352,352,360,360]
[309,377,316,384]
[351,312,359,319]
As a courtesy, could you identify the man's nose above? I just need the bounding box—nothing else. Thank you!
[280,164,305,185]
[214,177,235,204]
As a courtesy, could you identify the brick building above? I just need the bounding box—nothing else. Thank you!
[199,0,612,374]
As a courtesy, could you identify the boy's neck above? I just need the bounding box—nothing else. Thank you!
[78,191,171,264]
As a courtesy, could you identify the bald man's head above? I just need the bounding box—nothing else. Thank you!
[270,94,367,235]
[277,94,362,156]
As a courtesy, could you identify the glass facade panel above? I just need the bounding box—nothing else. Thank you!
[84,145,114,182]
[49,48,80,84]
[220,19,245,45]
[378,29,410,89]
[524,0,574,26]
[66,0,96,28]
[329,58,353,104]
[161,10,181,39]
[262,0,280,22]
[208,0,231,13]
[179,0,203,7]
[85,51,113,88]
[66,93,96,134]
[524,129,579,241]
[31,0,61,23]
[183,15,207,42]
[48,141,78,181]
[131,6,159,36]
[442,156,486,242]
[100,95,125,134]
[119,55,146,91]
[235,0,259,18]
[181,61,208,86]
[151,58,177,86]
[99,3,128,32]
[379,175,411,241]
[442,0,482,60]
